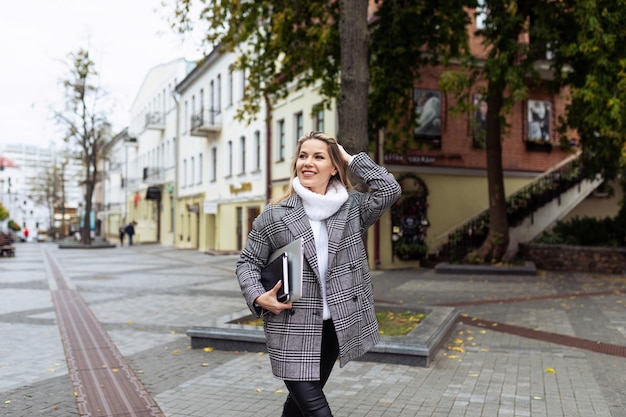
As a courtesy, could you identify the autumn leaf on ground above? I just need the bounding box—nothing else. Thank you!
[545,367,556,374]
[172,349,181,355]
[203,347,214,352]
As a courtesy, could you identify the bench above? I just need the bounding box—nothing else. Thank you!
[0,234,16,257]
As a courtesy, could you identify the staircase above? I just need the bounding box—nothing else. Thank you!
[443,153,602,262]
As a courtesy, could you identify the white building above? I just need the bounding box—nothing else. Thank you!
[99,128,137,242]
[125,58,195,245]
[0,142,83,240]
[174,47,266,251]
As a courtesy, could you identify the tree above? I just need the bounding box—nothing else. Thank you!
[439,0,626,263]
[54,49,110,245]
[549,0,626,180]
[29,155,70,237]
[443,0,545,263]
[169,0,473,154]
[0,202,8,223]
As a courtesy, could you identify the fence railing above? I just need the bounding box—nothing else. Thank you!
[444,153,585,262]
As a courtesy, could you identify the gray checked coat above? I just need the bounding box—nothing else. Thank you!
[236,152,401,381]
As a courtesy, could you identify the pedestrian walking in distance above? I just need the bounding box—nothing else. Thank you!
[125,222,136,246]
[119,226,125,246]
[236,131,401,416]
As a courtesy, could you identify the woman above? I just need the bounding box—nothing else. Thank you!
[236,131,401,416]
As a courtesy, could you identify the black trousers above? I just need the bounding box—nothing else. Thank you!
[281,320,339,417]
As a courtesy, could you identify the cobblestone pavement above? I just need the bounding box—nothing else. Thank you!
[1,242,625,416]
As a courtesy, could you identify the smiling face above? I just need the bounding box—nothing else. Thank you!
[296,138,338,194]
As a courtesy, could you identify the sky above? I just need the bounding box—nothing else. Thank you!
[0,0,205,148]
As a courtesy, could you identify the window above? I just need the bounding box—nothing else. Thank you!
[471,94,487,149]
[198,153,203,184]
[413,88,442,148]
[277,119,286,161]
[227,140,233,177]
[210,80,215,124]
[191,95,196,121]
[313,104,324,132]
[162,88,166,115]
[183,159,187,187]
[184,101,188,133]
[190,156,195,185]
[199,88,204,116]
[295,112,303,144]
[228,69,234,106]
[211,147,217,182]
[240,136,246,174]
[254,130,261,171]
[241,69,246,100]
[216,74,222,114]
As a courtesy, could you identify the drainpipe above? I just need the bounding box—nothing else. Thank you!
[172,90,180,246]
[264,93,272,203]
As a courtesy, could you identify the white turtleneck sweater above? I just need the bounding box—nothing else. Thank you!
[292,177,349,320]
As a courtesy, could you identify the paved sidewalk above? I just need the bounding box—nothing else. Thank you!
[1,242,625,416]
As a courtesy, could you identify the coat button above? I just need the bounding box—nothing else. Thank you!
[312,311,319,316]
[290,309,296,316]
[352,295,358,302]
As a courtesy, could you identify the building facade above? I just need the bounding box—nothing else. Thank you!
[125,58,195,246]
[175,48,266,252]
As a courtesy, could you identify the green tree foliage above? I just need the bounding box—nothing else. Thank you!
[171,0,341,122]
[369,0,477,145]
[549,0,626,180]
[438,0,552,263]
[54,49,110,245]
[455,0,626,262]
[0,202,8,222]
[169,0,475,152]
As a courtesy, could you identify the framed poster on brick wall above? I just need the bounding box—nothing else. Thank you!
[527,100,551,142]
[526,99,552,151]
[413,88,442,149]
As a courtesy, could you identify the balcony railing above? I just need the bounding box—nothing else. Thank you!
[145,112,165,130]
[142,167,166,184]
[190,108,221,137]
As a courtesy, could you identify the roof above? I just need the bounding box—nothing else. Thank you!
[0,156,18,169]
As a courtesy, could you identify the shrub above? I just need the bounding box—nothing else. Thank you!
[534,215,620,247]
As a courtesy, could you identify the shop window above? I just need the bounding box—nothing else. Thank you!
[391,174,430,261]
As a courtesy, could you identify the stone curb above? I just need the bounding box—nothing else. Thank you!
[434,261,537,275]
[187,305,458,367]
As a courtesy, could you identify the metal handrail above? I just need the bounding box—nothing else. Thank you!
[444,152,585,262]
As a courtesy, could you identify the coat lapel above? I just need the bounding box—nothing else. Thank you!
[325,199,349,276]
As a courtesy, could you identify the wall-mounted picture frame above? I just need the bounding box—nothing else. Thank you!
[413,88,441,148]
[471,94,487,149]
[527,100,551,142]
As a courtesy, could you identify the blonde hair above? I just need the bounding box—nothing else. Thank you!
[271,131,352,204]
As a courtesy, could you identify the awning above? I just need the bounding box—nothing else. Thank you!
[145,186,162,200]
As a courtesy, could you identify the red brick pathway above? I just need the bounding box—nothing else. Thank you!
[44,248,164,417]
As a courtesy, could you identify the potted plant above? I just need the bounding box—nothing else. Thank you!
[394,242,428,260]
